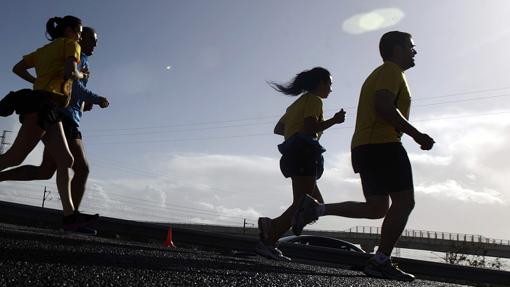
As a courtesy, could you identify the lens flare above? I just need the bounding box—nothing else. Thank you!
[342,8,405,35]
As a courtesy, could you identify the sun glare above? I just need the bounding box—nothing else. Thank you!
[342,8,405,35]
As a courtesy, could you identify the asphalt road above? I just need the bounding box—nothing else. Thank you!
[0,223,469,287]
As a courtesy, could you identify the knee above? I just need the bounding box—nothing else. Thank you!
[9,156,25,167]
[402,199,415,213]
[73,162,89,178]
[368,205,389,219]
[2,150,26,167]
[38,169,55,180]
[59,154,74,169]
[394,198,415,214]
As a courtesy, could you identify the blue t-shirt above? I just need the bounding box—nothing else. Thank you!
[59,53,101,126]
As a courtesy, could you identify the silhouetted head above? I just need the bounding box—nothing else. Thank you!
[80,27,98,56]
[379,31,417,70]
[270,67,332,99]
[46,16,82,42]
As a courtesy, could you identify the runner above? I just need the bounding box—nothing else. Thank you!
[0,16,97,230]
[292,31,435,281]
[0,26,108,233]
[255,67,346,260]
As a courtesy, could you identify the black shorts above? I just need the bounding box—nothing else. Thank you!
[13,89,61,131]
[351,142,413,195]
[279,134,325,180]
[61,116,82,141]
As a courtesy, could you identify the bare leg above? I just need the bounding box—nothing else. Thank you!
[68,138,89,210]
[323,195,389,219]
[267,176,319,245]
[378,190,415,256]
[42,122,74,216]
[0,146,56,181]
[309,184,324,204]
[0,113,45,171]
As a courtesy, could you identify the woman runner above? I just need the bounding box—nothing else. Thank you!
[0,16,97,230]
[255,67,346,260]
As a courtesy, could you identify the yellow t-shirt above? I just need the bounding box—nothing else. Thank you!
[23,37,81,107]
[351,61,411,149]
[282,92,324,140]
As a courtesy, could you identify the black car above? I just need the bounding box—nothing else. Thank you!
[278,235,365,253]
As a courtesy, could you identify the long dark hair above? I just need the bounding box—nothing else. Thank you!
[46,16,82,41]
[269,67,330,96]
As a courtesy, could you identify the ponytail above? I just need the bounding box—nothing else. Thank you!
[269,67,330,96]
[45,15,82,41]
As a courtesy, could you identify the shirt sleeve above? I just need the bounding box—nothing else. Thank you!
[73,79,101,104]
[374,64,402,95]
[303,95,323,121]
[22,51,37,68]
[64,39,81,63]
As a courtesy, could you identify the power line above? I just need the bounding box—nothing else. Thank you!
[410,93,510,108]
[86,121,275,138]
[81,195,250,223]
[1,181,259,222]
[84,109,510,146]
[0,130,12,155]
[89,158,244,196]
[86,132,270,145]
[83,86,510,133]
[80,92,510,140]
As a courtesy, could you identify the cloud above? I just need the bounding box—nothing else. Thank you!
[409,110,510,204]
[2,110,510,238]
[342,8,405,35]
[408,154,452,166]
[416,179,504,204]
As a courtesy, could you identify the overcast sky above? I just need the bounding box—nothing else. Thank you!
[2,0,510,241]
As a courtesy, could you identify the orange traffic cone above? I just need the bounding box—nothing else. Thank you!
[164,226,176,248]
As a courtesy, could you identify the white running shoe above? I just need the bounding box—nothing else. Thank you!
[364,257,415,282]
[255,242,291,261]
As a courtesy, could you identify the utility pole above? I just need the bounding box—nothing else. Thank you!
[243,218,254,235]
[42,186,51,208]
[0,130,11,155]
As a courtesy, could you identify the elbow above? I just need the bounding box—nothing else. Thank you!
[64,69,75,80]
[274,122,285,135]
[12,62,22,76]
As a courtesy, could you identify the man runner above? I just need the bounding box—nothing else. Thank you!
[292,31,435,281]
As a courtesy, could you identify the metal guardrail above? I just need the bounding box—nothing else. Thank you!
[345,226,510,245]
[0,200,510,286]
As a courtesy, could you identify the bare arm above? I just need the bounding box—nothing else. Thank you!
[12,60,36,84]
[374,89,434,150]
[304,109,346,135]
[64,57,84,80]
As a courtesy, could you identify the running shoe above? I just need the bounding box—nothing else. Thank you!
[75,211,100,222]
[255,242,291,261]
[74,226,98,236]
[364,257,415,282]
[62,211,99,232]
[291,194,320,236]
[258,217,271,243]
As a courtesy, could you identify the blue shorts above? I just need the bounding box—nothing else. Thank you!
[61,116,82,141]
[278,134,326,180]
